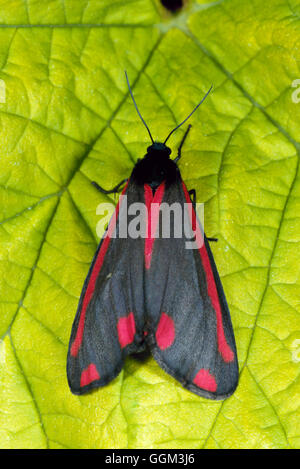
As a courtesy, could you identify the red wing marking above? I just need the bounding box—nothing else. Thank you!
[182,182,234,363]
[144,182,165,269]
[117,312,136,348]
[193,368,217,392]
[71,183,129,357]
[80,363,100,387]
[156,312,175,350]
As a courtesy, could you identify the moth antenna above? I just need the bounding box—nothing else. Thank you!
[125,71,154,144]
[164,85,213,145]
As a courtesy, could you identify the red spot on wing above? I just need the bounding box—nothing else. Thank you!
[182,181,234,363]
[193,369,217,392]
[117,312,136,348]
[71,183,129,357]
[156,312,175,350]
[80,363,100,387]
[144,183,165,269]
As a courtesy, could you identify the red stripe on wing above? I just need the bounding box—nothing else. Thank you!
[182,181,234,363]
[71,183,129,357]
[144,182,165,269]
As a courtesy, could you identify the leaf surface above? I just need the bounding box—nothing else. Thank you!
[0,0,299,449]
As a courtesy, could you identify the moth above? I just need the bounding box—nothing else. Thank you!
[67,73,239,400]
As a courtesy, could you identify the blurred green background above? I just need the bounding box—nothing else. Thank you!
[0,0,299,449]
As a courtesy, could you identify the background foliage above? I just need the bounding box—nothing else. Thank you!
[0,0,299,449]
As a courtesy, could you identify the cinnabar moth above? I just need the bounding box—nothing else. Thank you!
[67,72,239,400]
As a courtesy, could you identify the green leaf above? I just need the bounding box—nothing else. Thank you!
[0,0,299,449]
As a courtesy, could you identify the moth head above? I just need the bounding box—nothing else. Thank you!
[146,142,171,159]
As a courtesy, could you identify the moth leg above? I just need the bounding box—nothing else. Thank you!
[92,178,128,194]
[189,188,218,242]
[174,124,192,162]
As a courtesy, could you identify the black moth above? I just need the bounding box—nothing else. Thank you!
[67,73,239,400]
